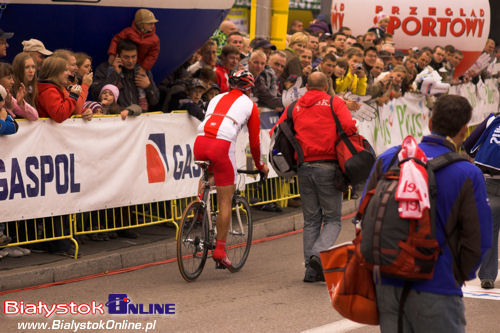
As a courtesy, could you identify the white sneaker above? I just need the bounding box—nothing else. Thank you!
[11,246,31,256]
[6,247,24,257]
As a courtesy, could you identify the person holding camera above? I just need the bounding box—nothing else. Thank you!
[371,65,408,105]
[335,48,367,95]
[92,39,159,111]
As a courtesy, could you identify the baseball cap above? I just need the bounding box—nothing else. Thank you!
[22,39,53,55]
[252,38,276,50]
[190,79,206,90]
[0,28,13,40]
[135,9,159,25]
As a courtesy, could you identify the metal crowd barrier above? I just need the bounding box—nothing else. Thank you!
[0,176,304,259]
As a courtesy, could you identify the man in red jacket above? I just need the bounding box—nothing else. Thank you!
[273,72,357,282]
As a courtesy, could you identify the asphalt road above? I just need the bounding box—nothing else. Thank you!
[1,221,499,333]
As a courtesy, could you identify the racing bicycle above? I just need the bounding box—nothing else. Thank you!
[176,161,264,282]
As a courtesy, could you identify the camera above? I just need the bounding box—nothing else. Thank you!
[355,64,363,71]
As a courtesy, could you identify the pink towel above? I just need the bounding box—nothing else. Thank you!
[395,136,430,219]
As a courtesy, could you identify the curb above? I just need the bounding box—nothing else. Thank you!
[0,199,359,292]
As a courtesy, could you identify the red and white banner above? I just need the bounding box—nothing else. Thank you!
[331,0,491,77]
[0,113,268,223]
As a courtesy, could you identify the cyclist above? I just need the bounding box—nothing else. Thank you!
[193,70,269,268]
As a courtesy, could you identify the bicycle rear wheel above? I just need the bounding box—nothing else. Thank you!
[177,201,209,282]
[226,196,253,272]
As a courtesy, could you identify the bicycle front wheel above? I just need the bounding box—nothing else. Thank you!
[177,201,209,282]
[226,196,253,272]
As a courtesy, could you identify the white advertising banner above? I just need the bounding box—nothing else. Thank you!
[356,94,431,155]
[0,113,268,223]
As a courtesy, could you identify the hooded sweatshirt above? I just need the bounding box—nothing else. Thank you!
[272,89,357,162]
[108,22,160,71]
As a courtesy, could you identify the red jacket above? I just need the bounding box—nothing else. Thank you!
[36,81,77,123]
[215,65,230,93]
[272,90,357,162]
[108,22,160,71]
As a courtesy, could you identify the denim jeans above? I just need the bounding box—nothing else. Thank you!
[376,284,466,333]
[479,178,500,281]
[298,163,342,265]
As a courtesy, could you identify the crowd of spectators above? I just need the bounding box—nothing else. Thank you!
[0,9,499,259]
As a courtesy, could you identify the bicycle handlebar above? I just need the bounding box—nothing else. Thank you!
[236,169,266,182]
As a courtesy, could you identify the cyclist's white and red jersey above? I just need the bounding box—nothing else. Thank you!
[194,89,264,186]
[197,89,264,169]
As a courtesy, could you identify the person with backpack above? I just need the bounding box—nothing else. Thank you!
[464,112,500,289]
[361,94,492,332]
[272,71,357,282]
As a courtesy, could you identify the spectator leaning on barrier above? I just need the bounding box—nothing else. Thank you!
[108,8,160,72]
[85,84,142,120]
[0,62,38,121]
[215,44,241,93]
[12,52,38,111]
[53,49,93,115]
[22,38,52,72]
[0,84,18,135]
[368,94,491,332]
[272,72,357,283]
[93,39,159,111]
[36,56,87,123]
[178,78,206,121]
[372,65,407,105]
[335,47,367,96]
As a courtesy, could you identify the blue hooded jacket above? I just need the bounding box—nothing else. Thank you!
[362,134,492,296]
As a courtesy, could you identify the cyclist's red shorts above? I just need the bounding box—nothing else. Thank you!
[193,135,236,186]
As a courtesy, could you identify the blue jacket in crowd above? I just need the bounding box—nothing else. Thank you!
[0,115,18,135]
[362,134,492,296]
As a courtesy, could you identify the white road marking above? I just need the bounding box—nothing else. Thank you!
[301,319,368,333]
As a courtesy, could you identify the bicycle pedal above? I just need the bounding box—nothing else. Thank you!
[215,262,227,270]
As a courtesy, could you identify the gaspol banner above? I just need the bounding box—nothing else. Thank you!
[0,113,269,223]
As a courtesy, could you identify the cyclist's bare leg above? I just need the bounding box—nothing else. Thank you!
[215,184,235,242]
[212,184,235,264]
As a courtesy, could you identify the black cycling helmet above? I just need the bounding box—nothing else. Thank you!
[229,70,255,92]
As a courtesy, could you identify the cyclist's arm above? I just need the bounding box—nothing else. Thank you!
[247,103,265,170]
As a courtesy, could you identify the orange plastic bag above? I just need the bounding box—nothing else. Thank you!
[320,239,379,325]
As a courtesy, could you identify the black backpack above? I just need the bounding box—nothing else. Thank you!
[269,101,304,178]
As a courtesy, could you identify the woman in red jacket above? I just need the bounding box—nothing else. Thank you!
[36,56,82,123]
